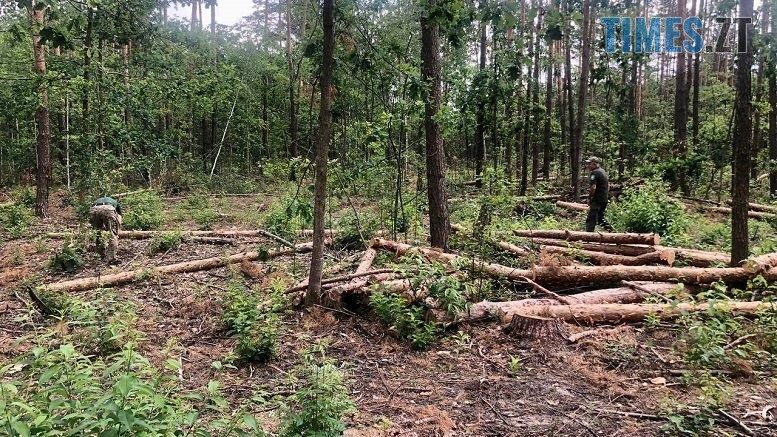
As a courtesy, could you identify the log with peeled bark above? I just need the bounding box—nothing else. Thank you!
[707,206,776,220]
[724,200,777,214]
[371,239,754,286]
[39,242,318,293]
[513,229,660,245]
[497,301,770,325]
[540,245,675,266]
[555,200,589,212]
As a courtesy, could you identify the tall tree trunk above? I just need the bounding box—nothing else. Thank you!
[731,0,754,265]
[564,0,574,183]
[286,0,299,164]
[191,0,199,31]
[571,0,591,201]
[543,41,553,178]
[421,0,450,250]
[769,4,777,196]
[474,18,487,185]
[530,3,542,184]
[31,1,50,218]
[673,0,689,195]
[82,6,94,130]
[306,0,335,303]
[752,4,768,179]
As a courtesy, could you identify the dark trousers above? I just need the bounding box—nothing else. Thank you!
[586,202,613,232]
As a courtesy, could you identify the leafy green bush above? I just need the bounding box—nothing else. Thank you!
[369,289,440,350]
[0,203,34,238]
[333,212,379,250]
[0,344,262,436]
[122,191,164,230]
[222,280,282,362]
[262,193,313,240]
[609,181,688,242]
[280,351,355,437]
[49,240,85,273]
[10,185,36,207]
[147,231,183,255]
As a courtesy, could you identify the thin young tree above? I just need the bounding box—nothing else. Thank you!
[420,0,450,250]
[474,9,487,185]
[771,1,777,197]
[306,0,336,303]
[30,0,51,218]
[731,0,755,265]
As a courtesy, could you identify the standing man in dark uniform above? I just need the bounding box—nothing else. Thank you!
[584,157,614,232]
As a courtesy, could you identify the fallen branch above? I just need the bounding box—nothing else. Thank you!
[39,242,319,293]
[47,229,295,248]
[285,268,396,293]
[513,229,660,245]
[725,200,777,214]
[495,241,531,257]
[528,238,654,257]
[555,200,589,212]
[707,206,776,220]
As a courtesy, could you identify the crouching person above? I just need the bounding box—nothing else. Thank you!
[89,196,123,264]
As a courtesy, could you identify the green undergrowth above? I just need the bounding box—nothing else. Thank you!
[221,277,287,362]
[0,203,34,238]
[121,191,164,231]
[147,231,183,255]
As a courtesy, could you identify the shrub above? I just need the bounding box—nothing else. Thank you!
[609,181,688,242]
[122,191,164,230]
[0,203,34,238]
[262,193,313,240]
[333,212,379,250]
[49,240,85,273]
[370,289,440,350]
[0,344,262,436]
[147,231,183,255]
[280,352,355,437]
[221,280,282,362]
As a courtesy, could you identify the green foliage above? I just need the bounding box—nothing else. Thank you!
[609,181,688,242]
[280,350,356,437]
[221,280,283,362]
[48,240,85,273]
[369,288,440,350]
[121,191,164,231]
[147,231,183,255]
[0,203,34,238]
[333,212,379,251]
[262,192,313,240]
[0,344,262,436]
[176,194,219,230]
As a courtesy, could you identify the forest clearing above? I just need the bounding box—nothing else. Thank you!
[2,0,777,435]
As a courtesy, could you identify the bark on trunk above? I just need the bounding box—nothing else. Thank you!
[306,0,335,304]
[31,2,50,218]
[513,229,660,245]
[730,0,754,264]
[673,0,689,194]
[570,0,591,201]
[474,17,487,183]
[420,0,450,250]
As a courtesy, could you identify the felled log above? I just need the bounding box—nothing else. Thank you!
[39,242,318,293]
[286,268,395,294]
[495,241,531,256]
[743,252,777,273]
[513,230,660,245]
[47,229,295,247]
[498,301,770,325]
[725,200,777,214]
[325,273,400,298]
[529,238,654,256]
[372,239,753,286]
[657,247,730,267]
[555,201,589,212]
[540,245,675,266]
[707,207,776,220]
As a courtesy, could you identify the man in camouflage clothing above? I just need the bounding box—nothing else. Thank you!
[89,196,123,264]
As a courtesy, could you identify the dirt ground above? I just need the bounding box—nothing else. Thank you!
[2,193,776,436]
